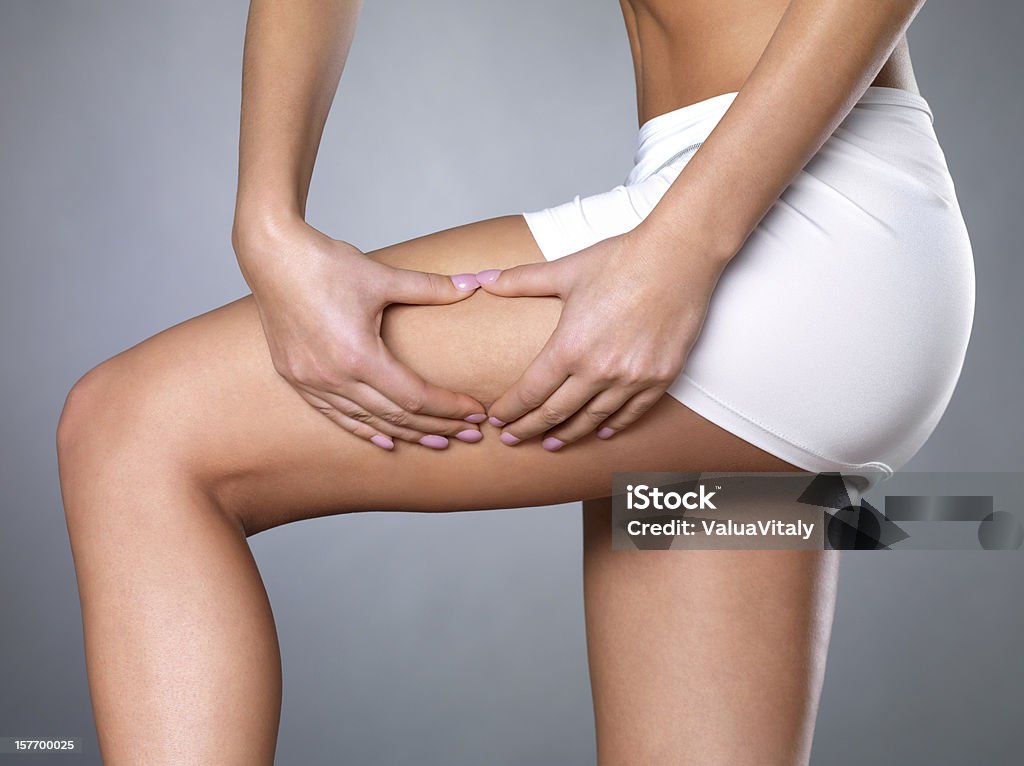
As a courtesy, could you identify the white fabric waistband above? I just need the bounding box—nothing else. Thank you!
[626,86,935,186]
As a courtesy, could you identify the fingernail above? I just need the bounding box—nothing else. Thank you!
[419,434,450,449]
[597,427,616,439]
[500,432,521,446]
[455,429,483,443]
[542,436,565,452]
[475,269,502,284]
[371,434,394,450]
[464,412,487,423]
[488,416,506,427]
[450,273,480,292]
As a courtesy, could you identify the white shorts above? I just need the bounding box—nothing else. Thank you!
[522,87,975,488]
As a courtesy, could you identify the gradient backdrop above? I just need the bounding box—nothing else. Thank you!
[1,1,1021,763]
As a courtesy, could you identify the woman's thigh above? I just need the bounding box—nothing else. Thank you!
[65,214,799,533]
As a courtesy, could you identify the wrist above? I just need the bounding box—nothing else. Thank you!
[232,205,307,258]
[231,207,321,296]
[628,211,744,273]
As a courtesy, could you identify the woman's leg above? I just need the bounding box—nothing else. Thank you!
[583,498,839,766]
[57,214,825,764]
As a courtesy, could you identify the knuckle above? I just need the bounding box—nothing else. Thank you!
[292,369,319,388]
[318,371,347,390]
[399,393,426,414]
[540,406,566,425]
[627,399,653,418]
[549,345,575,368]
[653,360,680,385]
[321,410,348,429]
[291,356,338,388]
[650,369,673,386]
[349,408,375,425]
[424,273,447,301]
[516,389,544,409]
[557,346,581,370]
[623,361,655,386]
[380,409,410,427]
[591,358,626,384]
[585,407,613,423]
[276,355,308,384]
[272,358,293,380]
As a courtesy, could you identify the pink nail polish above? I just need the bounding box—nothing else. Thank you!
[597,427,616,439]
[419,434,450,449]
[475,269,502,284]
[455,429,483,443]
[542,436,565,452]
[488,416,506,427]
[464,412,487,423]
[500,432,520,446]
[450,273,480,292]
[371,434,394,450]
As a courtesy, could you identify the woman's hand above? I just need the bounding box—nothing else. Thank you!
[234,217,488,450]
[474,226,729,449]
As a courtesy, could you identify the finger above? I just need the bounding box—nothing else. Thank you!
[386,265,481,305]
[362,344,488,421]
[486,349,570,427]
[497,375,602,445]
[312,387,449,446]
[296,388,397,451]
[473,260,566,298]
[541,385,640,448]
[592,386,667,437]
[348,381,484,443]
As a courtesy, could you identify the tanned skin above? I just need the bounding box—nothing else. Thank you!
[58,1,923,763]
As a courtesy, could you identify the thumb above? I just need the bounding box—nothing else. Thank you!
[386,266,480,306]
[474,261,565,298]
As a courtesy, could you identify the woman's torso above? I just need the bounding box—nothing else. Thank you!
[619,0,920,125]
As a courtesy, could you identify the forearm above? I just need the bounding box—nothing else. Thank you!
[232,0,362,246]
[638,0,926,266]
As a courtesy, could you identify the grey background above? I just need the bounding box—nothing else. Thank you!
[1,1,1020,763]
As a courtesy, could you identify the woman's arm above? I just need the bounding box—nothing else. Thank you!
[638,0,926,265]
[476,0,927,447]
[231,0,488,450]
[233,0,359,234]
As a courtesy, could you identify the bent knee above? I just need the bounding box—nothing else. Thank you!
[57,360,120,463]
[56,352,199,479]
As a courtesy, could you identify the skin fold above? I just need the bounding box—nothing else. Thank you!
[57,0,925,763]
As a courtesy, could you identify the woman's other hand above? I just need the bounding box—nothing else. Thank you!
[474,227,728,449]
[234,218,487,450]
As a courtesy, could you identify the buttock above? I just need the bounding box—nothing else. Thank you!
[521,87,976,490]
